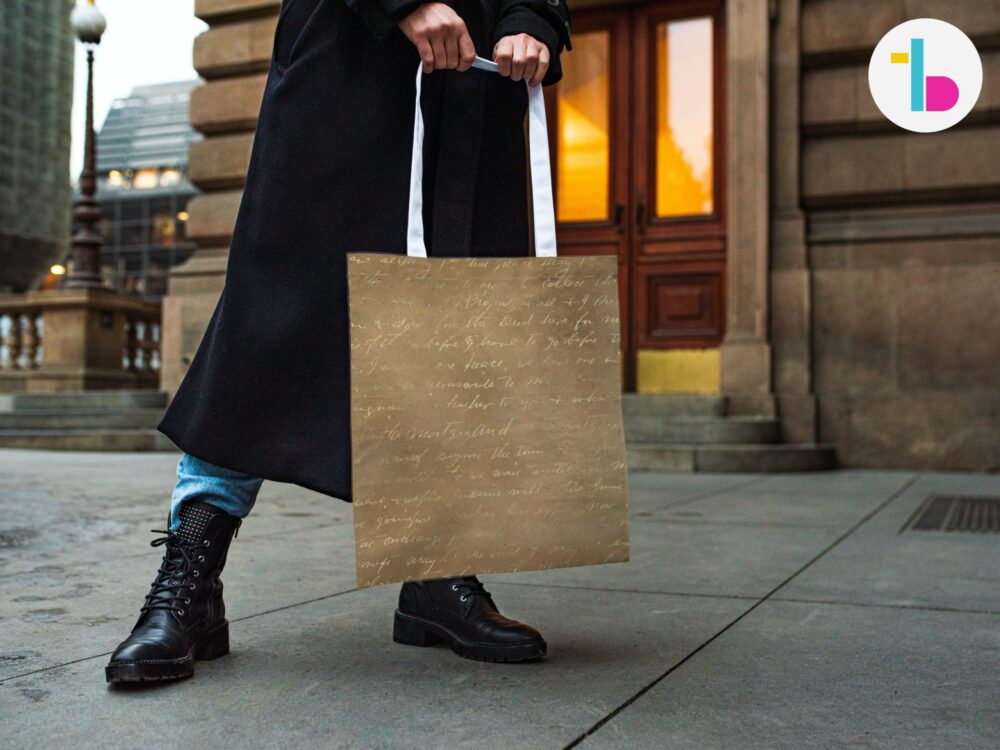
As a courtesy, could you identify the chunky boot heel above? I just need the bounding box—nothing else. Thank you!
[196,622,230,661]
[393,611,441,647]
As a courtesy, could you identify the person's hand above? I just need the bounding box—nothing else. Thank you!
[398,3,476,73]
[494,33,550,86]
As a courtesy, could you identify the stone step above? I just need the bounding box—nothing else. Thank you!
[628,443,837,473]
[0,408,164,430]
[624,415,779,445]
[620,393,725,418]
[0,429,177,452]
[0,389,168,412]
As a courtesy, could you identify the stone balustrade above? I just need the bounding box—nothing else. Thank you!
[0,302,43,372]
[0,289,161,392]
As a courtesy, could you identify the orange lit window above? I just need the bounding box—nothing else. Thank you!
[133,168,159,190]
[656,17,714,217]
[556,31,610,223]
[153,215,176,246]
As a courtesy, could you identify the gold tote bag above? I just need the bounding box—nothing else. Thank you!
[347,57,629,587]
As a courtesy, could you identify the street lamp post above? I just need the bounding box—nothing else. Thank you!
[65,0,107,289]
[10,0,160,392]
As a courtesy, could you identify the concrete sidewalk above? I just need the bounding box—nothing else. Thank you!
[1,450,998,749]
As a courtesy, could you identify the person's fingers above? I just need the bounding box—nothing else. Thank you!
[494,39,513,77]
[522,41,541,85]
[510,38,527,81]
[415,38,435,73]
[444,34,459,69]
[430,36,447,70]
[457,30,476,71]
[401,5,476,72]
[529,44,550,86]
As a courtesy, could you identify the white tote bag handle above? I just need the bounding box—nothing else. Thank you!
[406,56,557,258]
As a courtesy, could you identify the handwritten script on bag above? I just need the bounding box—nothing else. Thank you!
[347,254,629,587]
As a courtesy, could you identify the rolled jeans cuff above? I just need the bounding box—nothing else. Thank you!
[169,452,264,529]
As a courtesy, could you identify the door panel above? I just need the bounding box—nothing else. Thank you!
[546,10,633,385]
[549,0,726,391]
[632,0,726,359]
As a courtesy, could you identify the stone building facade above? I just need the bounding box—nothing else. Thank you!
[788,1,999,471]
[0,0,75,293]
[165,0,1000,470]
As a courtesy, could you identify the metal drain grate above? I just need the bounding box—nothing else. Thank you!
[902,494,1000,533]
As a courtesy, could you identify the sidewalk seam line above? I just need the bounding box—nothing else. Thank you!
[495,581,1000,617]
[0,588,359,685]
[652,476,768,512]
[562,472,921,749]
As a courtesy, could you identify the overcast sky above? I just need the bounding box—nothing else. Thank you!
[70,0,207,178]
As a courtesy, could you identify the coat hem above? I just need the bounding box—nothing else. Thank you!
[157,421,354,504]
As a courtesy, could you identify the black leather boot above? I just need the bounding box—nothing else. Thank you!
[393,576,546,662]
[105,501,241,683]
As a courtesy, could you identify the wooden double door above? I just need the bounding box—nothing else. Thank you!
[545,0,727,390]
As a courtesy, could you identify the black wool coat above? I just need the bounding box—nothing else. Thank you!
[158,0,573,500]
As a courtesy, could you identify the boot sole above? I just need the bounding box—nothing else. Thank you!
[393,610,546,663]
[105,621,230,683]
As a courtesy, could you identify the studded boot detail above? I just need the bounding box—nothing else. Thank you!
[393,576,546,663]
[105,501,241,683]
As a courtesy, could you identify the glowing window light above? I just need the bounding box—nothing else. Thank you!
[160,168,182,187]
[555,31,610,223]
[133,168,159,189]
[655,17,715,217]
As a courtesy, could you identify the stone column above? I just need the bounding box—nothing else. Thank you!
[719,0,774,416]
[769,0,817,442]
[160,0,278,396]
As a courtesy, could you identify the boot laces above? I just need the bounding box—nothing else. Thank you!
[140,529,206,616]
[450,577,492,604]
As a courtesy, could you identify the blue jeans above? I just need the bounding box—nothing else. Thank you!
[169,453,264,530]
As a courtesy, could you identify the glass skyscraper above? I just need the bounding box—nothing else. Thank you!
[0,0,75,293]
[86,80,203,298]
